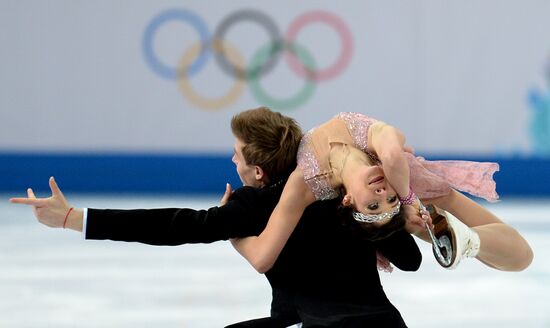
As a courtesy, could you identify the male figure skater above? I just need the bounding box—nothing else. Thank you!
[11,107,422,327]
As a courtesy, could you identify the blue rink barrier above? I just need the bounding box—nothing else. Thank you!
[1,153,549,197]
[0,153,241,195]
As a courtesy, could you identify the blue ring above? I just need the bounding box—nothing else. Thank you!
[142,9,210,80]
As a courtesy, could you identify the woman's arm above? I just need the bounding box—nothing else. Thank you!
[368,122,410,198]
[231,169,316,273]
[369,123,432,229]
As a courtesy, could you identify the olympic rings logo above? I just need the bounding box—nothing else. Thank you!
[142,8,353,110]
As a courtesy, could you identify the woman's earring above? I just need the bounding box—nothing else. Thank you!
[342,195,352,207]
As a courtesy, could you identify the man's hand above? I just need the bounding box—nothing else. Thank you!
[9,177,83,231]
[219,183,233,206]
[222,183,242,252]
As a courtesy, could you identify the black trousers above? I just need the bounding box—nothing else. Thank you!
[225,317,291,328]
[226,312,407,328]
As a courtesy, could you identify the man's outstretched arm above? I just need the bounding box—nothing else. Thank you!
[10,177,270,245]
[10,177,84,231]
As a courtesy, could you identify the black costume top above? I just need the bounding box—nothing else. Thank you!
[87,180,421,327]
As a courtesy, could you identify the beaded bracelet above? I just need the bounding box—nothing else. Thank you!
[398,189,418,205]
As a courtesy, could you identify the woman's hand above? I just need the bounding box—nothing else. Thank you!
[375,251,394,273]
[403,145,415,155]
[402,203,432,235]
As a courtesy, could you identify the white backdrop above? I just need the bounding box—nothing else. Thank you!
[1,0,549,155]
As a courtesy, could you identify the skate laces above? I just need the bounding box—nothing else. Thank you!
[463,229,481,258]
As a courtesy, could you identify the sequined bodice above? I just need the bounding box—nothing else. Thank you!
[297,112,500,202]
[297,112,379,200]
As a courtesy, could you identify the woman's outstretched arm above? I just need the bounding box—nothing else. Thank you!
[231,169,316,273]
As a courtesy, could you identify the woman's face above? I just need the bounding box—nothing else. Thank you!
[346,165,400,226]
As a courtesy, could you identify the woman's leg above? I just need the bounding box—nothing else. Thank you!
[425,190,533,271]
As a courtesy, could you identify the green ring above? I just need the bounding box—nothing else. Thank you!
[249,43,316,110]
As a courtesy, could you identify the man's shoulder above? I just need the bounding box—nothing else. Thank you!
[230,183,283,205]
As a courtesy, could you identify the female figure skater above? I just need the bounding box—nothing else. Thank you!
[231,112,533,273]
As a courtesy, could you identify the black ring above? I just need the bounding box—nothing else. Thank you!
[213,9,283,80]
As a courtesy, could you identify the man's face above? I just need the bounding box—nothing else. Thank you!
[232,138,262,187]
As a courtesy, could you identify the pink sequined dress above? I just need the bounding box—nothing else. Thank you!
[297,112,499,202]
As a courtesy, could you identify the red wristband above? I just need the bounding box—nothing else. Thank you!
[63,207,74,229]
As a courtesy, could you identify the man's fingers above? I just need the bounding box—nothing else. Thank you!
[9,197,45,206]
[9,188,43,205]
[27,188,36,199]
[219,183,233,206]
[49,176,64,197]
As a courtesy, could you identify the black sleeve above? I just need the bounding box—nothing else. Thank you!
[86,187,271,245]
[374,230,422,271]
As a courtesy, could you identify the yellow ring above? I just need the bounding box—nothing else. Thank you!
[178,42,246,110]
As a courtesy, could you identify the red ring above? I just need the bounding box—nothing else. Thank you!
[285,10,353,81]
